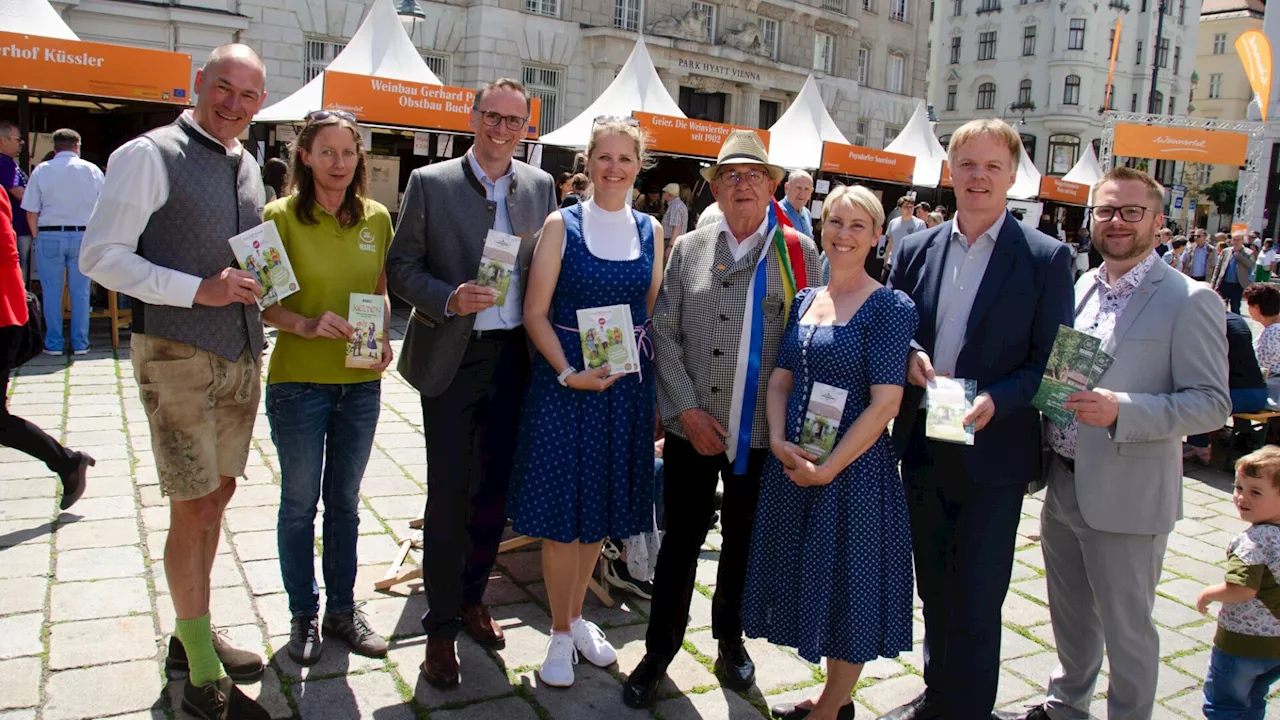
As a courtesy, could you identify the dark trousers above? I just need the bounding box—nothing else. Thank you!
[419,330,529,639]
[1220,280,1244,314]
[645,434,766,662]
[1,328,76,474]
[902,441,1025,720]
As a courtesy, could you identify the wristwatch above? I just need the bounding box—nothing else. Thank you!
[557,367,576,386]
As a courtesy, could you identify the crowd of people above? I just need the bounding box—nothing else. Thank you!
[1,41,1279,720]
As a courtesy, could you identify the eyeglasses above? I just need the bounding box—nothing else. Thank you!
[305,109,357,124]
[715,169,768,187]
[1088,205,1154,223]
[593,114,639,127]
[474,109,528,131]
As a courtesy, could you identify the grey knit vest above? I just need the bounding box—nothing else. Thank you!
[133,115,265,361]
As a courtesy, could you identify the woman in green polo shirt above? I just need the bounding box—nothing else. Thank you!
[261,110,393,667]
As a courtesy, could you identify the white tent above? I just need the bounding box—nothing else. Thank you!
[883,100,947,188]
[254,0,441,123]
[1061,143,1103,187]
[1008,144,1043,201]
[539,39,683,149]
[766,75,849,170]
[1,0,78,40]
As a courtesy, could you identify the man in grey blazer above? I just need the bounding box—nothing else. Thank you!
[386,78,557,690]
[1211,231,1256,314]
[1007,167,1230,720]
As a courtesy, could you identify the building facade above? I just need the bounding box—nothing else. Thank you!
[927,0,1202,179]
[47,0,930,152]
[1187,0,1263,229]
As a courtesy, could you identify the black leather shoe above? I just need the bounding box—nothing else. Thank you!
[772,701,857,719]
[876,693,941,720]
[714,639,755,691]
[58,452,94,511]
[622,654,667,708]
[994,704,1051,720]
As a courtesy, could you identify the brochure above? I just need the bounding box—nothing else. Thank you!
[576,304,641,375]
[1032,325,1114,427]
[345,293,384,369]
[476,229,520,306]
[799,381,849,463]
[925,377,977,445]
[228,221,299,309]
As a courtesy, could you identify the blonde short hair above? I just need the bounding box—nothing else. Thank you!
[822,184,885,231]
[947,118,1023,169]
[1090,166,1165,209]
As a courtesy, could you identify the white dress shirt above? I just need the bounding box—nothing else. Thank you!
[79,111,253,309]
[22,151,104,227]
[723,211,772,462]
[718,214,770,262]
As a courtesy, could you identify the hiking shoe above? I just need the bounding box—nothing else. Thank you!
[167,629,265,683]
[288,614,322,666]
[603,556,654,600]
[181,676,269,720]
[322,603,388,658]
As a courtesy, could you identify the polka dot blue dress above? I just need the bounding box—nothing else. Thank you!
[741,286,918,664]
[508,203,656,544]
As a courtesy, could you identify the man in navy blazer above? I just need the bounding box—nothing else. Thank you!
[881,119,1075,720]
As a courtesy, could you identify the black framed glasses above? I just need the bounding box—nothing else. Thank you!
[305,109,357,124]
[715,169,768,187]
[474,109,528,131]
[1088,205,1154,223]
[592,114,639,127]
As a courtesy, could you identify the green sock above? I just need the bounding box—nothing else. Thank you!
[176,614,224,686]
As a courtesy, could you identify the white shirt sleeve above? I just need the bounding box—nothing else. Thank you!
[79,138,204,308]
[20,164,41,214]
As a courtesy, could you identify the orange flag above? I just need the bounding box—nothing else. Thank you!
[1104,19,1122,112]
[1236,29,1273,122]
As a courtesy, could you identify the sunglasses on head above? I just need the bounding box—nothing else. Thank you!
[593,114,639,127]
[305,109,357,124]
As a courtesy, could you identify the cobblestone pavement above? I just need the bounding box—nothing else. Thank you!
[0,311,1274,719]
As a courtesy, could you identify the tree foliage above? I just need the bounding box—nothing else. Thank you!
[1204,180,1238,216]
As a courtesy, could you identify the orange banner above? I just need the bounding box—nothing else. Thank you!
[0,32,190,104]
[634,112,768,158]
[1111,123,1249,166]
[1039,176,1091,205]
[1231,222,1251,235]
[820,142,915,185]
[321,70,541,138]
[940,161,953,188]
[1104,19,1122,112]
[1236,30,1272,123]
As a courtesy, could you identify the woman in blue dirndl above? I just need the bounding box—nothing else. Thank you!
[509,119,666,689]
[742,185,918,720]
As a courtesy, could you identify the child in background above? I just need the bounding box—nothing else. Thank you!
[1196,445,1280,719]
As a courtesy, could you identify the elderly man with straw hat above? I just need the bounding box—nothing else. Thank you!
[624,130,821,708]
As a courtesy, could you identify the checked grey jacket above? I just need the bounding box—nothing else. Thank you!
[653,221,821,447]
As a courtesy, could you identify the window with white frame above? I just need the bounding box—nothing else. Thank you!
[525,0,559,17]
[858,47,870,85]
[1017,79,1032,105]
[950,36,961,64]
[1157,37,1169,67]
[887,54,905,93]
[304,38,345,83]
[614,0,641,31]
[814,32,835,74]
[522,65,562,132]
[946,84,957,110]
[1198,164,1213,185]
[1208,73,1222,98]
[1173,46,1181,73]
[854,119,868,145]
[1023,25,1036,56]
[891,0,908,21]
[977,82,996,109]
[1212,33,1226,54]
[758,18,779,59]
[883,125,901,147]
[1135,40,1142,64]
[953,0,963,15]
[1068,19,1085,50]
[1063,74,1080,104]
[861,0,872,11]
[978,31,996,60]
[691,1,717,43]
[823,0,848,12]
[422,53,450,84]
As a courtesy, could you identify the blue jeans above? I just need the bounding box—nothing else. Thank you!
[1188,388,1269,448]
[35,230,89,352]
[1203,646,1280,720]
[267,381,381,617]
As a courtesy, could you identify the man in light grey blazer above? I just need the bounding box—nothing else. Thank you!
[1006,167,1230,720]
[386,77,557,690]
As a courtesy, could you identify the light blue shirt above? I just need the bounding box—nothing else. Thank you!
[1191,244,1209,277]
[779,197,812,238]
[1224,252,1239,284]
[466,150,523,331]
[22,151,104,227]
[932,213,1005,377]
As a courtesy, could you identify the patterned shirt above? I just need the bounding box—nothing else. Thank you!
[1048,251,1160,459]
[1216,523,1280,658]
[1256,323,1280,379]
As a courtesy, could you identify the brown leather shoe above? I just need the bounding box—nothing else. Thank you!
[421,637,459,689]
[461,604,505,648]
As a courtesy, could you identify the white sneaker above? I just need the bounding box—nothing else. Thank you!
[42,349,62,357]
[538,633,577,687]
[571,617,617,667]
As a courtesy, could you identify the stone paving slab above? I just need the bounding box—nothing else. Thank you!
[3,317,1277,719]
